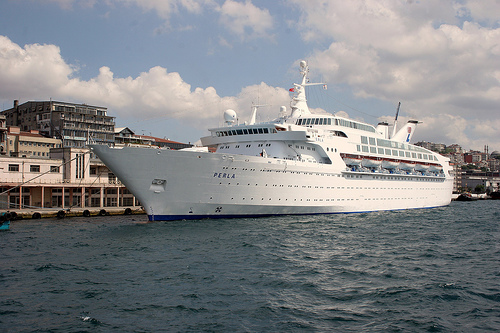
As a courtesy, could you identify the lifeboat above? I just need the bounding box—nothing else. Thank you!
[382,160,399,169]
[343,156,362,166]
[429,164,443,172]
[361,158,382,168]
[400,161,416,171]
[415,163,429,171]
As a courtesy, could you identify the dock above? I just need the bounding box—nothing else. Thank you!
[2,207,146,220]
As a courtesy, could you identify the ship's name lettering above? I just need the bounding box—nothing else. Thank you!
[213,172,236,179]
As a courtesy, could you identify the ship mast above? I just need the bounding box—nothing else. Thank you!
[391,102,401,139]
[290,60,325,118]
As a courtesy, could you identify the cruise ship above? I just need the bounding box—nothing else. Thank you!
[90,61,453,221]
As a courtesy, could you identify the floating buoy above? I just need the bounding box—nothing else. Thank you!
[98,209,107,216]
[83,210,91,217]
[124,208,132,215]
[32,212,42,219]
[57,210,66,219]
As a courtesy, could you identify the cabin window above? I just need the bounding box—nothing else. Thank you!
[378,148,384,154]
[8,164,19,172]
[418,153,422,159]
[385,149,391,155]
[30,165,40,173]
[399,151,405,157]
[263,128,269,134]
[370,147,377,153]
[327,118,332,125]
[405,152,411,158]
[362,146,369,153]
[361,136,368,144]
[236,129,243,135]
[412,153,417,158]
[319,118,324,125]
[356,145,361,152]
[369,137,376,145]
[243,129,248,134]
[392,149,398,156]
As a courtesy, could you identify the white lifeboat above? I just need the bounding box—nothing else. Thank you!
[400,161,416,171]
[415,163,430,171]
[429,164,443,172]
[343,156,362,166]
[382,160,399,169]
[361,158,382,168]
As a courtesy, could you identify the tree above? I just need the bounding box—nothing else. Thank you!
[474,184,485,194]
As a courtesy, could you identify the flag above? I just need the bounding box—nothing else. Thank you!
[323,84,327,90]
[289,88,294,92]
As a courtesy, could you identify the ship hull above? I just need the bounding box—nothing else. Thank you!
[91,145,454,221]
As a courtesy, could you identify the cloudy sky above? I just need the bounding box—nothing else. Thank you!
[0,0,499,151]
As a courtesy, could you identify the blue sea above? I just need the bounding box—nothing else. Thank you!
[1,200,499,332]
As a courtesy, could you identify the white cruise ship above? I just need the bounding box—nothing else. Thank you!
[90,61,453,221]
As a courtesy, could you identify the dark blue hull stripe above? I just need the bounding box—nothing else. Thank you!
[147,204,449,221]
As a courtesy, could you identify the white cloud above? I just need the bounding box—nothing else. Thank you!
[290,0,500,149]
[0,36,291,130]
[218,0,274,40]
[0,36,73,97]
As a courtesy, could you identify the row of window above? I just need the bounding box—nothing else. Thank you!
[18,141,59,148]
[296,117,376,133]
[361,135,429,153]
[357,144,438,161]
[8,164,60,173]
[215,127,278,137]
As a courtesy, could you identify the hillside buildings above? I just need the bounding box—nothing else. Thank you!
[1,100,115,148]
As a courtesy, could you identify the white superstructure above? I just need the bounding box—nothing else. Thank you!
[90,61,453,221]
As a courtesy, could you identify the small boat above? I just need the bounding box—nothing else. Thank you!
[428,164,443,172]
[400,161,415,171]
[342,155,362,166]
[489,191,500,200]
[382,159,399,169]
[414,163,430,172]
[456,192,476,201]
[361,158,382,168]
[0,212,12,231]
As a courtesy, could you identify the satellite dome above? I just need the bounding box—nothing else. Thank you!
[224,109,237,124]
[300,60,307,69]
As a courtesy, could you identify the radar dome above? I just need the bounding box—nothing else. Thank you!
[224,109,237,124]
[300,60,307,68]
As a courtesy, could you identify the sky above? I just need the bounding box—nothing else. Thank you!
[0,0,499,152]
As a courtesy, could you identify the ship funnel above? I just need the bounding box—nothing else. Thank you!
[392,120,419,143]
[376,122,390,139]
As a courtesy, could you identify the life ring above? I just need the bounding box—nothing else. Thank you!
[57,210,66,219]
[82,210,91,217]
[98,209,107,216]
[124,208,132,215]
[32,212,42,219]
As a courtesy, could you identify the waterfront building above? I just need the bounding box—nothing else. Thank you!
[1,100,115,148]
[114,127,193,149]
[460,170,500,193]
[0,147,139,210]
[0,115,6,155]
[5,126,61,158]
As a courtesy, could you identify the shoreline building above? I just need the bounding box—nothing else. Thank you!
[0,147,139,210]
[1,100,115,148]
